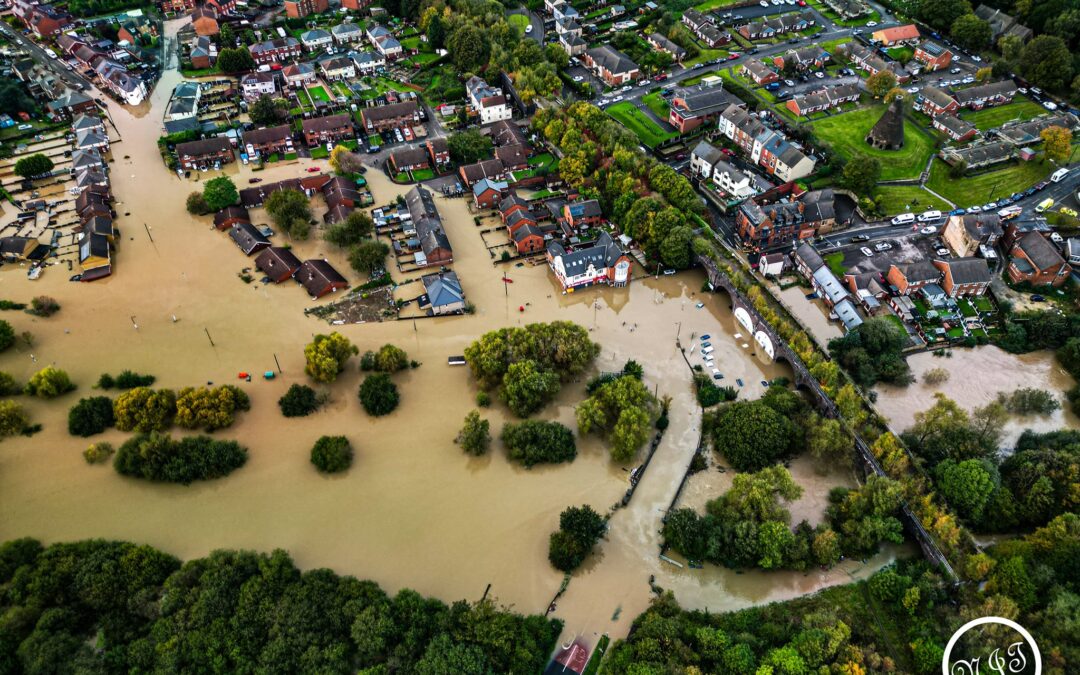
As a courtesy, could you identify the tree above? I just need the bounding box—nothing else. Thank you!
[865,70,898,98]
[936,459,996,522]
[279,383,320,417]
[0,371,21,396]
[918,0,971,31]
[359,373,399,416]
[502,420,577,467]
[1040,126,1072,164]
[841,155,881,197]
[974,66,992,82]
[325,211,374,248]
[447,130,493,164]
[712,401,795,472]
[577,375,652,461]
[659,225,693,270]
[0,400,29,437]
[1019,35,1073,91]
[202,176,238,211]
[1057,337,1080,378]
[807,416,850,466]
[24,366,75,399]
[311,435,353,473]
[0,320,13,352]
[186,191,210,215]
[447,24,490,72]
[174,385,250,431]
[30,295,59,317]
[264,189,313,239]
[950,13,992,51]
[114,432,248,483]
[249,94,286,125]
[373,344,408,372]
[304,332,358,383]
[501,360,560,417]
[13,153,54,178]
[113,387,176,432]
[0,79,36,118]
[67,396,114,436]
[349,239,389,275]
[329,145,364,175]
[216,47,255,73]
[83,441,114,464]
[548,505,605,572]
[883,87,908,103]
[457,410,491,456]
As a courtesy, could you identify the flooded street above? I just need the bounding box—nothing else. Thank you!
[875,346,1080,447]
[1,23,901,648]
[774,283,844,346]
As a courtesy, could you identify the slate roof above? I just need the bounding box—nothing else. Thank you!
[953,80,1017,105]
[405,185,452,258]
[586,45,638,75]
[941,257,990,284]
[1016,231,1065,271]
[422,271,464,308]
[229,222,270,255]
[255,246,302,282]
[546,231,625,274]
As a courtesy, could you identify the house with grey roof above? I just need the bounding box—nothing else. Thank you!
[583,45,639,86]
[546,231,631,290]
[421,271,466,315]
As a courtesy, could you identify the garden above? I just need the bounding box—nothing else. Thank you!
[606,102,679,148]
[873,184,950,215]
[810,105,936,181]
[958,96,1046,131]
[925,157,1051,206]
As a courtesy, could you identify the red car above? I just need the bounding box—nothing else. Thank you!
[306,166,320,173]
[728,53,740,60]
[720,148,735,157]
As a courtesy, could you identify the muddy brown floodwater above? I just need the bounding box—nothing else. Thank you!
[0,21,902,651]
[875,346,1080,448]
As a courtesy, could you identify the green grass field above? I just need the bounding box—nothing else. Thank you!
[411,168,435,181]
[308,86,331,103]
[958,97,1047,131]
[886,46,913,63]
[874,185,951,215]
[925,158,1052,207]
[811,105,936,181]
[642,91,670,119]
[607,102,679,148]
[693,0,742,8]
[507,13,531,33]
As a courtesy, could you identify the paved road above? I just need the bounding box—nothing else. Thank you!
[507,8,544,44]
[0,22,93,93]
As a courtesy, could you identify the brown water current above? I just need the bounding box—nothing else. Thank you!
[875,346,1080,447]
[0,21,903,649]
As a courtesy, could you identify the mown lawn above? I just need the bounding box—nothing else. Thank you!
[874,185,950,215]
[308,86,331,103]
[606,102,679,148]
[411,168,435,181]
[925,158,1051,207]
[694,0,742,8]
[824,252,847,276]
[642,91,670,119]
[811,105,936,180]
[958,97,1046,131]
[507,13,530,32]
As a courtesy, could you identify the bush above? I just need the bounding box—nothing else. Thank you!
[0,400,29,437]
[112,370,156,389]
[186,191,210,215]
[67,396,115,436]
[114,432,248,484]
[113,387,176,432]
[457,410,491,456]
[0,320,12,352]
[712,400,795,472]
[476,391,491,407]
[29,296,60,317]
[501,420,576,467]
[174,385,250,431]
[83,442,114,464]
[0,371,21,395]
[310,435,353,473]
[548,505,606,572]
[358,373,399,416]
[24,366,75,399]
[304,332,358,383]
[278,384,320,417]
[996,387,1060,415]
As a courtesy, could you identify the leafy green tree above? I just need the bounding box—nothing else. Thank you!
[659,225,693,270]
[447,130,493,164]
[325,211,373,248]
[113,387,176,432]
[918,0,971,30]
[0,320,13,352]
[278,383,320,417]
[447,24,490,71]
[501,420,576,467]
[186,191,210,215]
[216,47,255,73]
[114,432,248,483]
[83,441,114,464]
[311,435,353,473]
[359,373,399,416]
[0,79,36,117]
[865,70,897,98]
[1040,126,1072,164]
[304,332,358,383]
[349,239,389,275]
[936,459,996,522]
[264,188,313,239]
[548,505,605,572]
[174,385,250,431]
[249,94,286,125]
[501,360,559,417]
[807,416,850,466]
[0,400,29,437]
[950,13,992,51]
[13,153,53,178]
[0,371,21,395]
[840,154,881,197]
[464,322,599,390]
[457,410,490,456]
[24,366,75,399]
[329,145,365,175]
[577,375,652,461]
[374,344,408,373]
[1019,35,1073,91]
[712,401,795,472]
[67,396,114,436]
[201,176,238,211]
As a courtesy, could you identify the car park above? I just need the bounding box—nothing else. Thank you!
[860,247,874,257]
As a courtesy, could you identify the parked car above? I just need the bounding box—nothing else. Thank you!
[784,79,795,87]
[936,247,950,256]
[1031,295,1045,302]
[728,53,741,60]
[919,226,937,234]
[866,20,878,26]
[874,242,893,251]
[814,71,825,79]
[860,246,874,257]
[850,234,870,242]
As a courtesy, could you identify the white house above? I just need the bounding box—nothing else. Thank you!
[240,71,277,99]
[711,160,755,199]
[367,25,402,58]
[331,22,363,44]
[350,50,385,73]
[300,29,332,51]
[466,76,512,125]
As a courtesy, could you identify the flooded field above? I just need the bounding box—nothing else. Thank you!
[875,346,1080,447]
[0,25,903,648]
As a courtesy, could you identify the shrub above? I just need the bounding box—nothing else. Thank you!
[113,370,156,389]
[28,296,60,317]
[278,384,320,417]
[0,372,21,395]
[304,332,358,383]
[0,400,29,437]
[358,373,399,416]
[548,505,606,572]
[922,367,950,385]
[24,366,75,399]
[186,191,210,215]
[0,320,13,352]
[113,387,176,432]
[83,442,114,464]
[310,435,353,473]
[501,420,576,467]
[457,410,491,456]
[711,400,795,472]
[174,385,250,431]
[67,396,115,436]
[113,432,248,483]
[476,391,491,407]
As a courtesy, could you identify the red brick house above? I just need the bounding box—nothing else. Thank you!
[176,137,234,171]
[914,86,959,117]
[213,205,250,231]
[913,40,952,71]
[500,192,531,222]
[298,259,348,298]
[933,258,991,297]
[242,125,294,157]
[359,101,418,133]
[511,224,545,253]
[301,114,353,147]
[284,0,328,17]
[426,138,450,166]
[249,38,302,65]
[256,246,302,282]
[1007,232,1073,287]
[191,5,220,36]
[472,178,509,210]
[886,261,940,295]
[390,146,431,174]
[742,60,779,85]
[871,24,920,46]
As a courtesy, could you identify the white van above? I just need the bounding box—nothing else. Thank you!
[701,346,715,355]
[1036,198,1055,213]
[917,210,941,222]
[1051,168,1070,183]
[891,213,915,226]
